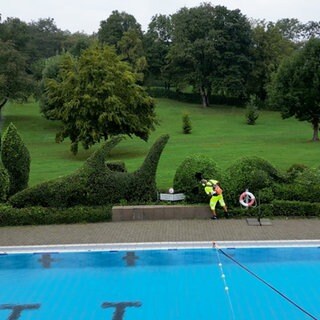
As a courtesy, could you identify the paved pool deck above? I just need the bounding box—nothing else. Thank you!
[0,218,319,247]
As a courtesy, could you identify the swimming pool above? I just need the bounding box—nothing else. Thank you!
[0,241,319,320]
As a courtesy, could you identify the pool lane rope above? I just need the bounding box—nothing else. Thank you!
[213,243,318,320]
[213,242,236,320]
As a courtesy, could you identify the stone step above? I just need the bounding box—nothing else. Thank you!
[112,205,211,221]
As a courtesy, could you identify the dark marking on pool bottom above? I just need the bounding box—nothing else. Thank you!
[0,301,141,319]
[0,304,40,320]
[38,254,59,268]
[122,252,139,266]
[102,301,142,320]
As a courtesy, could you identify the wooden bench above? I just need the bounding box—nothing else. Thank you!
[112,205,211,221]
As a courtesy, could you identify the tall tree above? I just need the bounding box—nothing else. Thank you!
[0,40,33,108]
[98,10,142,48]
[275,18,320,43]
[98,11,146,80]
[248,21,295,101]
[0,16,77,104]
[168,4,252,106]
[39,54,64,119]
[41,44,158,154]
[302,21,320,40]
[28,18,67,63]
[0,17,31,52]
[268,38,320,141]
[64,32,94,57]
[144,14,172,87]
[275,18,304,42]
[117,29,147,81]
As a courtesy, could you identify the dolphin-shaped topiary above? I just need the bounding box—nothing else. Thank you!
[10,134,170,208]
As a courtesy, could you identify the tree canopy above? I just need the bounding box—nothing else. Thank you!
[98,10,142,48]
[2,6,320,115]
[144,14,172,86]
[0,40,33,108]
[168,3,253,107]
[248,21,295,101]
[268,38,320,141]
[41,44,158,154]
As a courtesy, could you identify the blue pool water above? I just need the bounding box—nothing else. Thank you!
[0,246,319,320]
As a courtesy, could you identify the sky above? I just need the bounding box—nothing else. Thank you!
[1,0,320,34]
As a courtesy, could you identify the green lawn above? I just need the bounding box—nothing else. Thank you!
[2,98,320,189]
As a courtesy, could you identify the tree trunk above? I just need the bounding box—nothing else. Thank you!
[311,117,319,141]
[164,82,171,91]
[0,98,7,124]
[200,86,209,107]
[0,98,8,109]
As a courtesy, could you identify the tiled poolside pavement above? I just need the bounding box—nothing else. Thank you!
[0,218,319,246]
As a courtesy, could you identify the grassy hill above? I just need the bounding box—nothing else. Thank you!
[2,98,319,189]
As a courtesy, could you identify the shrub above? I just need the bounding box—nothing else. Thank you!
[1,123,30,196]
[245,95,259,125]
[182,113,192,134]
[173,154,224,203]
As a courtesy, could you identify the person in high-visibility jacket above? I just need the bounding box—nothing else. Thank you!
[201,179,228,219]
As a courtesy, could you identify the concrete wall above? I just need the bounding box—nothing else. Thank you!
[112,205,211,221]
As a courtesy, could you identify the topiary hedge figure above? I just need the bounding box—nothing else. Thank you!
[226,156,283,207]
[285,163,308,183]
[10,134,170,208]
[1,123,30,196]
[106,161,127,172]
[275,166,320,203]
[173,154,224,203]
[0,165,10,202]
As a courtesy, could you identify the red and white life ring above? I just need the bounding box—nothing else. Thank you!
[239,191,256,207]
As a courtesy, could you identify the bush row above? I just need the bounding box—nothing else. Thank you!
[173,155,320,217]
[147,88,245,106]
[0,204,112,226]
[231,200,320,217]
[1,199,317,227]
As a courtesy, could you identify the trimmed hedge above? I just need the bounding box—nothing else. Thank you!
[0,204,112,226]
[172,154,320,218]
[226,156,284,207]
[274,167,320,203]
[225,201,320,218]
[106,161,127,172]
[173,154,223,203]
[1,123,31,196]
[10,135,170,208]
[271,200,320,217]
[0,166,9,202]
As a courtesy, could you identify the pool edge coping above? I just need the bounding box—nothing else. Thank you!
[1,239,320,253]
